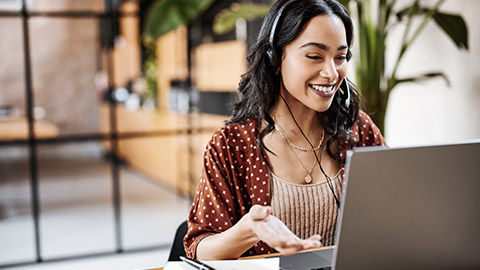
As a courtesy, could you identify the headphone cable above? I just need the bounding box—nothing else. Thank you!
[278,94,341,208]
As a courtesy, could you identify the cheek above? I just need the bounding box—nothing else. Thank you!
[282,56,304,76]
[337,63,348,79]
[334,64,348,91]
[281,58,309,87]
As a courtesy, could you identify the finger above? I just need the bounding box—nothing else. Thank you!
[307,234,323,247]
[276,241,304,256]
[277,238,320,255]
[253,216,298,246]
[297,235,321,248]
[283,238,304,249]
[305,234,322,243]
[263,234,297,249]
[302,238,322,249]
[281,237,321,251]
[265,235,320,255]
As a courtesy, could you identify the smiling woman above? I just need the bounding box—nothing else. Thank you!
[183,0,386,261]
[280,15,348,113]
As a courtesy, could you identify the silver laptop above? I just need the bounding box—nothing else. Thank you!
[280,140,480,270]
[333,140,480,270]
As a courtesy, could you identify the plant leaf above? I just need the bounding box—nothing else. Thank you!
[396,6,432,22]
[384,1,395,28]
[395,72,450,87]
[144,0,214,38]
[213,3,271,35]
[396,7,469,50]
[433,12,469,50]
[396,6,411,21]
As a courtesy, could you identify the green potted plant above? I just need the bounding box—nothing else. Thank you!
[213,0,469,132]
[142,0,215,105]
[338,0,468,132]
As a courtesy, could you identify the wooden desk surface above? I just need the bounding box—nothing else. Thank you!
[151,246,334,270]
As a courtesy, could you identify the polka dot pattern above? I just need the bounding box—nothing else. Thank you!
[184,111,387,258]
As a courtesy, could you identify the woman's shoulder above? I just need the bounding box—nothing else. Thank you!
[351,110,386,147]
[222,119,258,135]
[207,118,258,150]
[204,118,262,171]
[354,110,377,130]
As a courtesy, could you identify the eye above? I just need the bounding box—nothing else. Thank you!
[335,55,347,62]
[306,55,322,60]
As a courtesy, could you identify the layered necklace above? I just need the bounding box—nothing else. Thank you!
[274,119,324,184]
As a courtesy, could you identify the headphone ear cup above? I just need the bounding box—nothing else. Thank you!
[266,48,274,65]
[344,80,351,109]
[338,79,351,110]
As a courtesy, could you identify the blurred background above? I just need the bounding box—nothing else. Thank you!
[0,0,478,269]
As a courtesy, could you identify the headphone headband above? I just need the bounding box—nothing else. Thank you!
[267,0,295,64]
[269,2,289,48]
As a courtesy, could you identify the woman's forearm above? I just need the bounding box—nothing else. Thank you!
[195,213,259,260]
[194,204,321,259]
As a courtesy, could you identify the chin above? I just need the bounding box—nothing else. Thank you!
[310,101,334,113]
[309,94,336,113]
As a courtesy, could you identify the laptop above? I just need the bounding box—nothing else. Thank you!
[280,140,480,270]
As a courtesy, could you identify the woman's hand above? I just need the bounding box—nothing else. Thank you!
[248,204,322,255]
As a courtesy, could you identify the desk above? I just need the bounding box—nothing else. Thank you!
[0,117,59,141]
[151,246,334,270]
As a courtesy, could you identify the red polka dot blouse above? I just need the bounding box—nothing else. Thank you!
[184,110,386,258]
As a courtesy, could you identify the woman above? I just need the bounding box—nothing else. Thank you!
[184,0,386,260]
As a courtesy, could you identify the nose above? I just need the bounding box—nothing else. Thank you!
[319,61,338,83]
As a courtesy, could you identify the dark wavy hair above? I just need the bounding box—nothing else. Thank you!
[228,0,359,164]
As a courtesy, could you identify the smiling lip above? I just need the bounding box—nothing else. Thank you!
[309,83,337,98]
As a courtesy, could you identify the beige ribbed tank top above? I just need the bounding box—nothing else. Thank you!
[270,171,342,246]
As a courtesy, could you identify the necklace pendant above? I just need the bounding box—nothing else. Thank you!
[304,174,313,184]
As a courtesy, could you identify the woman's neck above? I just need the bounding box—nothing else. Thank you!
[271,96,323,143]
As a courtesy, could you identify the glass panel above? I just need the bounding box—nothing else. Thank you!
[0,18,25,124]
[29,17,103,136]
[0,145,36,265]
[0,0,21,11]
[120,163,191,249]
[37,142,115,258]
[27,0,105,13]
[118,135,191,249]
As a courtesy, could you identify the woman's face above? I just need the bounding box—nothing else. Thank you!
[279,14,348,113]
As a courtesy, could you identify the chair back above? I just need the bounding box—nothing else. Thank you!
[168,220,188,261]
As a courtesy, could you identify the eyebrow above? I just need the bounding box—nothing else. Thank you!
[300,42,348,51]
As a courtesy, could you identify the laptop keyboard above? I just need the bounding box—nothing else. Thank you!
[279,248,334,270]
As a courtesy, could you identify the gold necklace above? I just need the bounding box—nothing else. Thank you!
[274,123,323,184]
[273,118,324,152]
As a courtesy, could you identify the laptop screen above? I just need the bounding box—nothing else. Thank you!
[332,141,480,270]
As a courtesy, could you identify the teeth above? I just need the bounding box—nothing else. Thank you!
[311,84,334,93]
